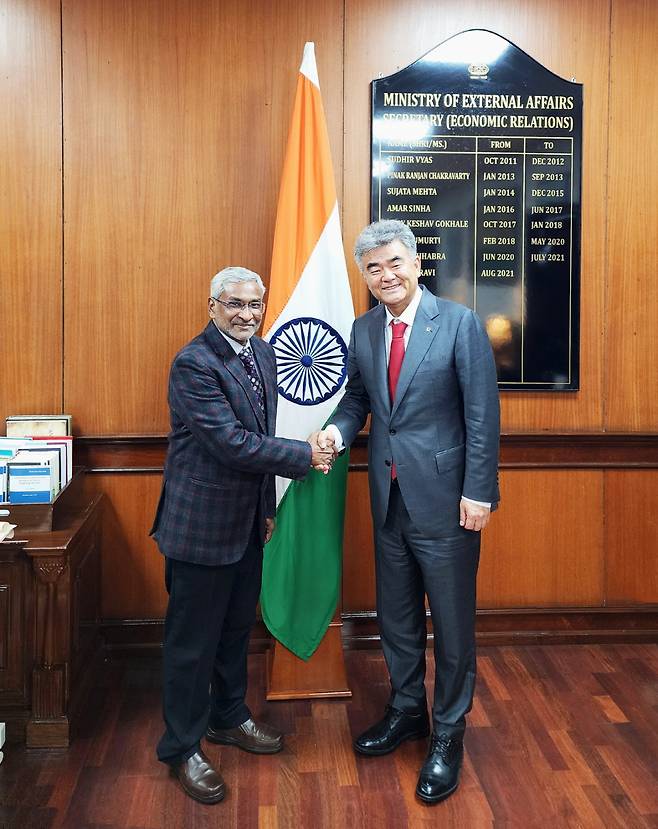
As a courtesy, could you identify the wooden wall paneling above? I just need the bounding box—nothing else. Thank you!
[605,470,658,604]
[478,469,604,607]
[343,0,609,431]
[341,471,375,612]
[605,0,658,430]
[0,0,62,425]
[343,466,608,613]
[62,0,344,436]
[40,0,654,637]
[83,473,166,619]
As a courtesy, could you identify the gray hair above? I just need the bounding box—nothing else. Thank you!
[353,220,417,269]
[210,266,265,298]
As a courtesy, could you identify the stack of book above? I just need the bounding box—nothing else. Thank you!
[1,415,73,505]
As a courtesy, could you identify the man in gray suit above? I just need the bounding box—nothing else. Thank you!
[317,220,500,804]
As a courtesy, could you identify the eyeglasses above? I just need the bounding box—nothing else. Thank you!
[212,298,265,313]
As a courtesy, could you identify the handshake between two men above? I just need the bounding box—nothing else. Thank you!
[306,429,337,473]
[152,225,501,809]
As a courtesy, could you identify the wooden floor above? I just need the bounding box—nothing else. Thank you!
[1,643,657,828]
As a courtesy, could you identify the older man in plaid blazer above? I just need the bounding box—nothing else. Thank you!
[151,267,331,805]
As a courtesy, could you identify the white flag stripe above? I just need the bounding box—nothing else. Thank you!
[265,206,354,505]
[300,42,320,88]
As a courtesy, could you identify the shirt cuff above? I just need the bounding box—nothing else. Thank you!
[461,496,491,509]
[325,424,345,452]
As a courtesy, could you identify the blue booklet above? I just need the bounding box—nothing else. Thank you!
[8,465,53,504]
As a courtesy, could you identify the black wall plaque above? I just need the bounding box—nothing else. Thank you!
[371,30,582,390]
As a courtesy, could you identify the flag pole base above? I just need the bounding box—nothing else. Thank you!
[265,620,352,700]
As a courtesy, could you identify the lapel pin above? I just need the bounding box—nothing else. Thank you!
[426,327,433,333]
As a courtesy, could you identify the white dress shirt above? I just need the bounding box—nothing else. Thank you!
[216,325,251,354]
[382,285,423,358]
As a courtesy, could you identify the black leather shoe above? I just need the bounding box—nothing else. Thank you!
[416,733,464,804]
[354,706,430,756]
[172,750,225,804]
[206,718,283,754]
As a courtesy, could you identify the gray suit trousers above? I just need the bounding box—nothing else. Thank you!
[375,481,480,735]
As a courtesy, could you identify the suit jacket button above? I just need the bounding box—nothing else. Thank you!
[384,459,391,467]
[389,428,396,435]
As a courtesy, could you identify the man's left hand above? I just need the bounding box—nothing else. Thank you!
[265,518,276,544]
[459,499,491,532]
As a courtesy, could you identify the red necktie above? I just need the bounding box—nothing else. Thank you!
[388,320,407,479]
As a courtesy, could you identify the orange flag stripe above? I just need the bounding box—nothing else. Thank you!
[264,71,337,332]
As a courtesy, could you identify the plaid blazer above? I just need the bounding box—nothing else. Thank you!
[151,322,311,566]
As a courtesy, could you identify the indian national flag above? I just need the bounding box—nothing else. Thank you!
[260,42,354,661]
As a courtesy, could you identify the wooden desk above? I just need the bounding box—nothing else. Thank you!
[0,493,103,747]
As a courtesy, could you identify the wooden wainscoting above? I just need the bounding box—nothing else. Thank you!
[75,433,658,654]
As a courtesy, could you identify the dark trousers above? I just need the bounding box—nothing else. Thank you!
[156,531,263,765]
[374,481,480,736]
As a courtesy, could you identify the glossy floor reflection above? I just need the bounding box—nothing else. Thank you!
[1,644,657,828]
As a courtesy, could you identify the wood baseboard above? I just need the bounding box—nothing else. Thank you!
[100,607,658,658]
[345,607,658,647]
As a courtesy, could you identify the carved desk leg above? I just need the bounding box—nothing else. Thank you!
[26,555,69,748]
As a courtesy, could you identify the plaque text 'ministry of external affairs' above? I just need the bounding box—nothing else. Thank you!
[371,30,582,390]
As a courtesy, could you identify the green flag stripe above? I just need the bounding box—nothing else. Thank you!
[260,449,349,661]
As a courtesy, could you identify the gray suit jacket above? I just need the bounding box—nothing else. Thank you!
[332,287,500,535]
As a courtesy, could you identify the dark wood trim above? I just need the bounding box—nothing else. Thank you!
[499,433,658,468]
[345,608,658,647]
[101,607,658,657]
[77,432,658,473]
[101,618,273,657]
[75,436,165,473]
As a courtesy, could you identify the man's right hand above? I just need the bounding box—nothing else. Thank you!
[307,432,336,473]
[315,429,337,451]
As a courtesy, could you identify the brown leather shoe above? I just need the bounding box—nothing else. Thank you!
[172,749,225,804]
[206,718,283,754]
